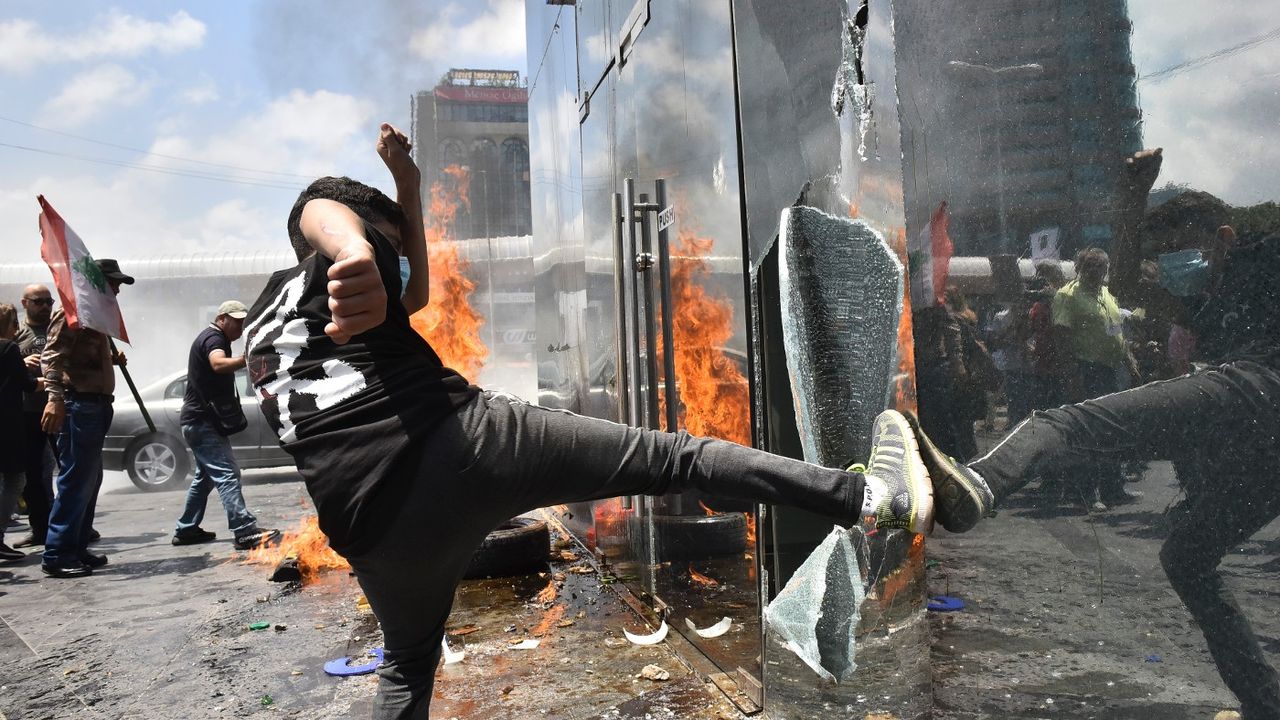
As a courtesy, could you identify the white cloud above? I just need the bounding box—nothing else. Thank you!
[0,89,380,269]
[181,78,220,106]
[40,64,152,128]
[410,0,526,68]
[0,10,205,73]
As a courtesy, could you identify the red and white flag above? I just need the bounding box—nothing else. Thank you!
[37,195,130,343]
[909,200,954,307]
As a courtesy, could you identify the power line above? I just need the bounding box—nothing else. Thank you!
[528,4,568,102]
[1140,25,1280,84]
[0,115,317,180]
[0,141,308,191]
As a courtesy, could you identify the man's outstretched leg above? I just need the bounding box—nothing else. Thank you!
[909,361,1280,533]
[346,395,938,719]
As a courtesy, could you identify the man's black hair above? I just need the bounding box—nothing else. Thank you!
[287,176,406,261]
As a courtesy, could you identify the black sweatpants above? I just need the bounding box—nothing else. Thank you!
[345,390,866,719]
[970,361,1280,719]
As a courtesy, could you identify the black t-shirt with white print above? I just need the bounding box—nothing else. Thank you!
[244,221,478,555]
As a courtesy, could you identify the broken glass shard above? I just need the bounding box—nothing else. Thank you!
[779,206,903,467]
[763,526,866,682]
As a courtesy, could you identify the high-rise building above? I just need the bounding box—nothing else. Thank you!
[896,0,1143,256]
[410,69,532,239]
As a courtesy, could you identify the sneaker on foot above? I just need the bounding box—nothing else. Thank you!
[234,529,281,551]
[0,542,24,563]
[854,409,934,534]
[171,528,217,546]
[904,411,994,534]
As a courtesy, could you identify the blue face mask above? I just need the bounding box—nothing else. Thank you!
[398,257,411,300]
[1157,250,1209,297]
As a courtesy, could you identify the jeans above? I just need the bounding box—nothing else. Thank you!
[1,470,26,545]
[176,419,258,537]
[970,361,1280,718]
[345,391,865,719]
[21,411,55,541]
[43,396,112,567]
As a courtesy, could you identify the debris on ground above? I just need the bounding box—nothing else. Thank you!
[637,664,671,681]
[624,621,669,646]
[685,617,732,639]
[508,639,540,650]
[248,622,270,631]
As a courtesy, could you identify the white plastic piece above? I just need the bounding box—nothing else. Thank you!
[509,639,541,650]
[623,621,669,646]
[684,617,733,639]
[441,637,465,664]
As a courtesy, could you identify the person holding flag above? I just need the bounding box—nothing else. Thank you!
[36,196,134,579]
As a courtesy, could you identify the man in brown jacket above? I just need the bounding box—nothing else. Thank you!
[39,259,132,578]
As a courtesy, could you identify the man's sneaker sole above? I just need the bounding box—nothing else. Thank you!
[904,411,992,534]
[234,529,282,551]
[866,410,934,534]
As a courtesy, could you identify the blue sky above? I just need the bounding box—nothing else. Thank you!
[0,1,527,264]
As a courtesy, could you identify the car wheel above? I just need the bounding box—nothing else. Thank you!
[125,434,191,492]
[463,517,551,579]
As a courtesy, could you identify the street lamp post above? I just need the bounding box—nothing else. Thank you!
[946,60,1043,254]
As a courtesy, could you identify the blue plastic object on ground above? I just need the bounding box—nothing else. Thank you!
[927,596,965,612]
[324,647,385,677]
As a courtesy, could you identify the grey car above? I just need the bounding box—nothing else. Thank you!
[103,370,292,492]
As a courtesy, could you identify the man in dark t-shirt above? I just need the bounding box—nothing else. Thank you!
[919,227,1280,719]
[243,124,968,720]
[171,301,279,550]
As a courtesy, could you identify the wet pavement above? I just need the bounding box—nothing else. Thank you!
[3,454,1277,719]
[927,443,1280,719]
[0,470,743,720]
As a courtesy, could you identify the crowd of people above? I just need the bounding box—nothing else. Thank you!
[0,275,279,575]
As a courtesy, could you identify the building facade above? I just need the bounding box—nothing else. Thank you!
[410,68,533,239]
[896,0,1143,256]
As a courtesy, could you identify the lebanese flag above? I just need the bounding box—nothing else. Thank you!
[38,195,130,343]
[908,201,954,307]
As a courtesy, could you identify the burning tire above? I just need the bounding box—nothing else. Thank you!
[648,512,748,560]
[463,517,551,579]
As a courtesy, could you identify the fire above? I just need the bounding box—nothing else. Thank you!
[409,164,489,379]
[687,565,720,589]
[888,226,918,413]
[534,580,559,605]
[698,501,718,516]
[744,513,756,546]
[657,228,751,445]
[244,515,349,584]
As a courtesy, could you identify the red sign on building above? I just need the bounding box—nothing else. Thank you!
[434,85,528,104]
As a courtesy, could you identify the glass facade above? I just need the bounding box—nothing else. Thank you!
[526,0,1280,717]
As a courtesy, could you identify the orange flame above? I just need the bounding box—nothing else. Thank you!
[688,565,720,588]
[657,228,751,445]
[698,501,718,516]
[409,164,489,379]
[887,226,918,413]
[534,581,559,605]
[244,515,350,584]
[744,513,756,546]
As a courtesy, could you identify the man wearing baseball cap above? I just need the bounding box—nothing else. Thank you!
[171,300,279,551]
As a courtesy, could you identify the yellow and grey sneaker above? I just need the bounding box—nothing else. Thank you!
[850,409,934,534]
[903,411,993,534]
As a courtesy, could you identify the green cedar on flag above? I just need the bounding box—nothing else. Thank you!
[37,195,130,343]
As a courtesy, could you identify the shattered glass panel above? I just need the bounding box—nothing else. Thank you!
[780,206,903,466]
[763,526,867,682]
